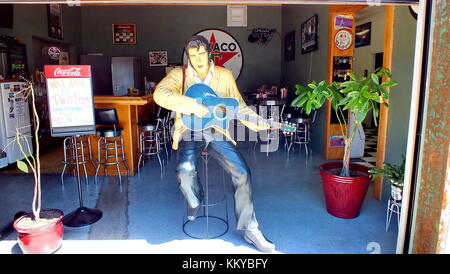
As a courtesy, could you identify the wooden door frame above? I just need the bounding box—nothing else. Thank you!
[324,5,395,200]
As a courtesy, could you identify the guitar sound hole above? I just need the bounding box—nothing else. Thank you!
[214,105,227,119]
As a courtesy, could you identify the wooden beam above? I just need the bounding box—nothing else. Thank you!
[373,5,394,200]
[2,0,418,5]
[324,6,360,160]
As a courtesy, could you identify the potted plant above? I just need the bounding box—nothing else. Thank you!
[10,78,64,254]
[368,155,405,201]
[291,67,398,218]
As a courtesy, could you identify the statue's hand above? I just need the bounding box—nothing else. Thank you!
[192,103,209,118]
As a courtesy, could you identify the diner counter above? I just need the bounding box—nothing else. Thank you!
[86,94,156,176]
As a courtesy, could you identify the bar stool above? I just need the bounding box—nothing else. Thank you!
[61,135,96,184]
[182,150,229,239]
[137,118,163,174]
[156,107,172,160]
[253,100,286,155]
[94,108,130,183]
[287,110,317,157]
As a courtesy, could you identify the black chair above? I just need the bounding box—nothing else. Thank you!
[94,108,130,183]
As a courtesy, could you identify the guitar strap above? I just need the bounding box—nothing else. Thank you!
[181,64,187,95]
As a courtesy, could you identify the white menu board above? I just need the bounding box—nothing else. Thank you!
[45,65,96,136]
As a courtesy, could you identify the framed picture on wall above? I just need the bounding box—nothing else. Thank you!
[112,24,137,45]
[149,51,168,67]
[355,22,371,47]
[47,4,63,40]
[301,15,318,54]
[284,31,295,61]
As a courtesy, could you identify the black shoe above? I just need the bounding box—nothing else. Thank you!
[244,229,276,253]
[187,205,201,221]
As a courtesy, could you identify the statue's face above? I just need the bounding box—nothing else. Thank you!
[187,45,209,77]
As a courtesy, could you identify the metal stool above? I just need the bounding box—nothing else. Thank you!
[182,150,229,239]
[253,101,286,155]
[287,110,316,156]
[94,108,130,183]
[61,135,96,184]
[137,119,163,173]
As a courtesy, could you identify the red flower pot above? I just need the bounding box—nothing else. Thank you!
[13,208,64,254]
[320,162,371,219]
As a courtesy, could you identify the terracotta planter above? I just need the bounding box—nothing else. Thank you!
[13,208,64,254]
[320,162,371,219]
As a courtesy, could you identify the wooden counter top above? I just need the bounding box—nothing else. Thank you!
[87,93,156,177]
[94,94,153,105]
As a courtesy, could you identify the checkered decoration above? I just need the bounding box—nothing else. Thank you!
[115,31,135,43]
[351,127,378,168]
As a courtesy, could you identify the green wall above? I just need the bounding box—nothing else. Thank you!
[281,4,329,154]
[79,5,282,93]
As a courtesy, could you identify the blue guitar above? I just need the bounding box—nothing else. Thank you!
[181,83,296,134]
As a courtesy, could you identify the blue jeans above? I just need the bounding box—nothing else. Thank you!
[176,129,259,230]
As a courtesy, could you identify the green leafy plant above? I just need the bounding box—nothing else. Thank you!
[368,154,406,190]
[291,67,398,177]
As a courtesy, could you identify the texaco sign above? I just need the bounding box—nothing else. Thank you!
[183,29,243,80]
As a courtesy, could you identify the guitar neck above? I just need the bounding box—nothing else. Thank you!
[235,113,284,129]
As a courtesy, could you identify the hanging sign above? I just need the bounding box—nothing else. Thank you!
[334,15,353,29]
[248,28,276,44]
[334,30,353,51]
[48,46,61,60]
[44,65,96,137]
[183,29,243,80]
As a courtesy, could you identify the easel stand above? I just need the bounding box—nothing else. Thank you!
[63,135,102,227]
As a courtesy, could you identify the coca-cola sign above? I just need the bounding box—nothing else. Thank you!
[44,65,91,78]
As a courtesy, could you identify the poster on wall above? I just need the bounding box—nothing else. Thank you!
[183,29,243,80]
[44,65,96,137]
[330,135,345,147]
[301,14,318,54]
[112,24,137,45]
[334,14,353,29]
[149,51,168,66]
[284,31,295,61]
[355,22,372,47]
[47,4,63,40]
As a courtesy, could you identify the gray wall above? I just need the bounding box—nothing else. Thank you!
[383,6,417,200]
[0,4,82,73]
[281,5,329,154]
[1,4,416,169]
[79,5,282,93]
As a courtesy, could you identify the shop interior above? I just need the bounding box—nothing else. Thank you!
[0,2,418,254]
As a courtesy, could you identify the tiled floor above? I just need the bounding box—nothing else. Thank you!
[352,127,378,168]
[0,137,398,254]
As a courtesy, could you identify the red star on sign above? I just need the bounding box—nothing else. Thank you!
[209,33,239,67]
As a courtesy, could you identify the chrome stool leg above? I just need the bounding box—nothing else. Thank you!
[182,151,229,239]
[61,136,92,185]
[137,127,163,174]
[114,138,122,184]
